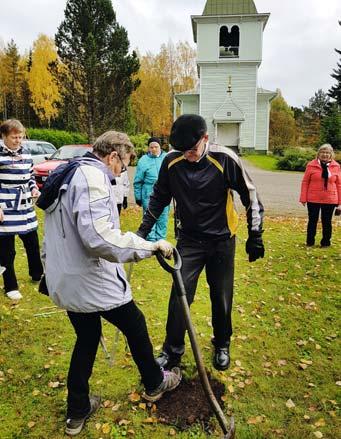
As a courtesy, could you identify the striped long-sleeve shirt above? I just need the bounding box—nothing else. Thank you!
[0,141,38,235]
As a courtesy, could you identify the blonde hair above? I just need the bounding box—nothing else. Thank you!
[316,144,334,160]
[0,119,26,138]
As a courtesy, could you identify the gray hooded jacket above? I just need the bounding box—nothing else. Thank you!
[43,157,156,313]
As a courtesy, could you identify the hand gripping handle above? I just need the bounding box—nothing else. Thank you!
[156,247,182,274]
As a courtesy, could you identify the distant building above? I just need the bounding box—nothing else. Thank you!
[175,0,276,154]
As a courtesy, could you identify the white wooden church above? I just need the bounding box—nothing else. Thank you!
[175,0,276,154]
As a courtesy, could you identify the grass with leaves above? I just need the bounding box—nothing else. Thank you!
[243,155,280,172]
[0,208,340,439]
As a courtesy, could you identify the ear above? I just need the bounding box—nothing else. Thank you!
[203,134,209,142]
[108,151,118,163]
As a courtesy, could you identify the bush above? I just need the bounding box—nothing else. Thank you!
[272,145,288,156]
[276,148,316,171]
[26,129,88,149]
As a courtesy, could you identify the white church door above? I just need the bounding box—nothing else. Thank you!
[217,123,239,151]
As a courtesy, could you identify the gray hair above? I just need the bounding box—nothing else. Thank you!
[93,131,135,158]
[316,144,334,159]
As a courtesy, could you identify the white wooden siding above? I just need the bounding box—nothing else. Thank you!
[199,63,257,149]
[255,95,270,152]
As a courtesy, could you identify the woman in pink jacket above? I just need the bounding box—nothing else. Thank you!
[300,144,341,247]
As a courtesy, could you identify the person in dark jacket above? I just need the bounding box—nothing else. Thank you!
[300,144,341,247]
[137,114,265,371]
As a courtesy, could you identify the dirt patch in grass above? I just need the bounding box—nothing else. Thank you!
[156,374,225,431]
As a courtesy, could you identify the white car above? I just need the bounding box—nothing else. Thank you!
[23,140,57,165]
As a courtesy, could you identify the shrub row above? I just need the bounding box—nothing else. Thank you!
[26,128,88,149]
[276,148,316,171]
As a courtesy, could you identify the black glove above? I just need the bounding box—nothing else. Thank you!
[246,233,265,262]
[135,199,142,207]
[123,197,128,209]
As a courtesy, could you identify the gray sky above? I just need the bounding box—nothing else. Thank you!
[0,0,340,107]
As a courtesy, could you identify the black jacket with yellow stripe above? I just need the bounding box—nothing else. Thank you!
[137,143,264,241]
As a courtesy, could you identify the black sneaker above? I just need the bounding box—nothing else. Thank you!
[143,367,181,402]
[65,395,101,436]
[155,351,181,370]
[213,346,230,371]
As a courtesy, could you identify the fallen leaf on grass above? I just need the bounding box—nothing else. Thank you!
[128,392,141,403]
[247,416,264,424]
[127,429,135,435]
[313,432,323,438]
[169,428,177,436]
[95,423,101,430]
[299,363,308,370]
[32,389,40,396]
[227,384,234,394]
[103,400,112,408]
[48,381,62,388]
[314,419,326,427]
[102,423,111,433]
[277,359,287,367]
[235,360,242,367]
[27,421,35,428]
[143,417,158,424]
[296,340,307,346]
[303,415,310,420]
[336,381,341,386]
[139,402,146,410]
[285,399,295,409]
[112,403,121,411]
[119,419,131,426]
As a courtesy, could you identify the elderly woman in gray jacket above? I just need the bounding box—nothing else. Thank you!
[42,131,181,436]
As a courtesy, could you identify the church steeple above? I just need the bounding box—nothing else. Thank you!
[203,0,257,16]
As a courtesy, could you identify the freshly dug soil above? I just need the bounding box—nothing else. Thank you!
[155,374,225,431]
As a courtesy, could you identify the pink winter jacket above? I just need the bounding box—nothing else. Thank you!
[300,159,341,204]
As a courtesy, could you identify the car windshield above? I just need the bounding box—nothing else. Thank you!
[50,146,91,160]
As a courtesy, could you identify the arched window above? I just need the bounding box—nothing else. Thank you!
[219,25,240,58]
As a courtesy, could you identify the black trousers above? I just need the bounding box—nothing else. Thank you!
[0,231,43,293]
[163,235,235,357]
[307,203,336,246]
[67,300,163,418]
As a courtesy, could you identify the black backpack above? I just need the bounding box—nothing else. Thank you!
[36,159,82,211]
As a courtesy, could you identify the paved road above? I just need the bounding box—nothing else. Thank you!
[127,160,306,217]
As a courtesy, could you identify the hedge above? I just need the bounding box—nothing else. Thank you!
[276,148,316,171]
[26,129,88,149]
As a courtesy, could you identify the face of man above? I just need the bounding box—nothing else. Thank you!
[106,151,131,176]
[183,134,208,162]
[148,142,161,156]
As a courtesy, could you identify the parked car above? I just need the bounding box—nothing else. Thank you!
[23,140,57,165]
[33,144,92,188]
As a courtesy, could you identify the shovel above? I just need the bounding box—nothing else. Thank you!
[156,249,235,439]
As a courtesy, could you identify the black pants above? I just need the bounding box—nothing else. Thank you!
[163,235,235,357]
[307,203,336,246]
[0,231,43,293]
[67,300,163,418]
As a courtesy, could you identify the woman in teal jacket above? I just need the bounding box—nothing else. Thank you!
[134,138,170,241]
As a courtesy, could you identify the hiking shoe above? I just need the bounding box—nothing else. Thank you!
[155,351,181,370]
[6,290,22,300]
[213,346,230,371]
[65,395,101,436]
[143,367,182,402]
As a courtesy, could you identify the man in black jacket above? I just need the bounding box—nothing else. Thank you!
[137,115,264,370]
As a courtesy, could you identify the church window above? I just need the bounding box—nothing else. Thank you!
[219,25,239,58]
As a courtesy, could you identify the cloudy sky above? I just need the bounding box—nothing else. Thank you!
[1,0,340,107]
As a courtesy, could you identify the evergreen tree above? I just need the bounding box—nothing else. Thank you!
[55,0,140,140]
[328,21,341,107]
[308,89,330,119]
[321,104,341,150]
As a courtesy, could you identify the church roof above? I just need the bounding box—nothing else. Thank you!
[203,0,257,16]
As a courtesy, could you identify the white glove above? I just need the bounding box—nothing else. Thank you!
[153,239,174,259]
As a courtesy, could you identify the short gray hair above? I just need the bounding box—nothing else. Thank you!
[317,143,334,159]
[93,131,135,158]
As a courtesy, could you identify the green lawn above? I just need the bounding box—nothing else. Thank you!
[243,155,279,171]
[0,209,340,438]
